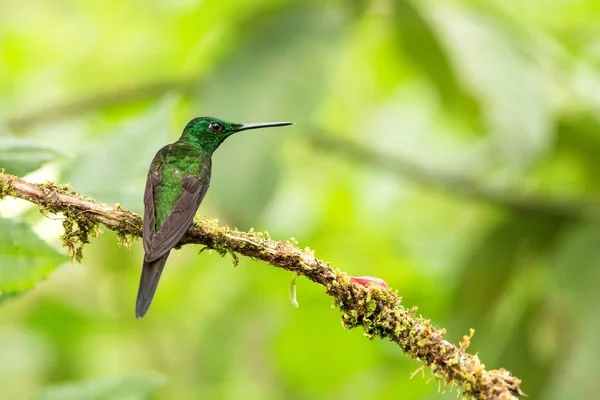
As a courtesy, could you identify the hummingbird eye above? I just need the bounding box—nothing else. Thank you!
[209,122,223,132]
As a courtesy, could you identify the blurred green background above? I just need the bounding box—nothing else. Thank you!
[1,0,600,399]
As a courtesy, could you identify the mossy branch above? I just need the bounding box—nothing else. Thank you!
[0,172,524,399]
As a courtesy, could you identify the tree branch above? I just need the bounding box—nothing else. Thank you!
[312,135,600,220]
[0,172,524,399]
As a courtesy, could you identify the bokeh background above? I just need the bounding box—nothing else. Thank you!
[1,0,600,399]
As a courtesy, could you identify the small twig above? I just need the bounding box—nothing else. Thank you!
[0,172,524,399]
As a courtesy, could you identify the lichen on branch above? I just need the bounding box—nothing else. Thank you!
[0,172,524,399]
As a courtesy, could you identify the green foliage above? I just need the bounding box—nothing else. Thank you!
[1,0,600,399]
[40,373,166,400]
[0,218,68,293]
[0,134,62,177]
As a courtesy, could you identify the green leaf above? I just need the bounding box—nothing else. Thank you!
[426,3,551,167]
[0,218,69,293]
[39,373,166,400]
[0,135,62,177]
[393,1,478,114]
[556,113,600,190]
[548,221,600,314]
[450,214,564,330]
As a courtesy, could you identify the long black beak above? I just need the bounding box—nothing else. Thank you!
[238,122,293,131]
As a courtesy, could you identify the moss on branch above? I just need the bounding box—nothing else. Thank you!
[0,172,524,399]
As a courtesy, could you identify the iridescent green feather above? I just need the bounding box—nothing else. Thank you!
[153,146,210,230]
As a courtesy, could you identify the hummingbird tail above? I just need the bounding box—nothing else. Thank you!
[135,252,170,318]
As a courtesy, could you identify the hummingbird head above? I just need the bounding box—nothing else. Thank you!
[179,116,292,153]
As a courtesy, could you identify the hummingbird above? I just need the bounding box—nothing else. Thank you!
[136,116,292,318]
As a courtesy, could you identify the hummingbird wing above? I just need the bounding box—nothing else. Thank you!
[142,147,211,263]
[145,172,209,261]
[142,160,163,255]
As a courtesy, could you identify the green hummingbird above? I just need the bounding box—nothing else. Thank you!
[136,116,292,318]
